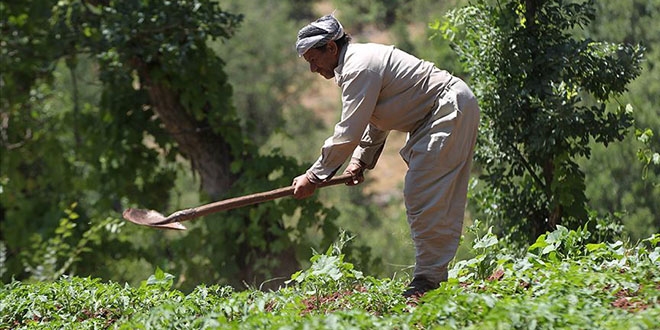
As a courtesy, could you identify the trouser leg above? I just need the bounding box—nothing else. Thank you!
[404,157,473,283]
[402,79,479,284]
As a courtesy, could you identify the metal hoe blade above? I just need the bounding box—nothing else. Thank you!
[122,208,187,230]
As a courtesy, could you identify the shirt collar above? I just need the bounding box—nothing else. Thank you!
[333,44,349,85]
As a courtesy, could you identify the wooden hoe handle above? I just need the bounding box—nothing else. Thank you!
[157,173,354,224]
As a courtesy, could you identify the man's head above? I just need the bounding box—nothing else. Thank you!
[296,14,351,79]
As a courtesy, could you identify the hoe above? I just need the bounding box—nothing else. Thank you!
[122,173,354,230]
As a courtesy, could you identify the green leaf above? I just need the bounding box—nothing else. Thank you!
[473,234,498,249]
[529,234,548,251]
[146,267,175,288]
[586,243,605,252]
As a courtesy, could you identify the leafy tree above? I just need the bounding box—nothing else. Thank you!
[0,0,343,289]
[433,0,644,244]
[2,0,179,281]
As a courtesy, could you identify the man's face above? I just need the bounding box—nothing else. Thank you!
[302,42,339,79]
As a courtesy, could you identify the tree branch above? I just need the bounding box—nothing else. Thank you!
[506,140,547,192]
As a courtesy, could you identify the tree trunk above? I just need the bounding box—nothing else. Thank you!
[526,0,561,236]
[525,0,541,29]
[543,159,562,230]
[139,70,237,199]
[137,64,300,289]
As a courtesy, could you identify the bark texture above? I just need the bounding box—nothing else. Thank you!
[140,71,236,199]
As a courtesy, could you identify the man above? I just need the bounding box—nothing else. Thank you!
[291,14,480,297]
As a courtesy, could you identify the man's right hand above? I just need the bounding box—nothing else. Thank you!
[292,174,317,199]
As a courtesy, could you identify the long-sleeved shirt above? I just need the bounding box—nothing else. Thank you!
[308,43,454,180]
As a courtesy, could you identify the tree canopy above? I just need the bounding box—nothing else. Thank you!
[0,0,341,289]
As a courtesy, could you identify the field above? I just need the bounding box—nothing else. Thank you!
[2,227,658,329]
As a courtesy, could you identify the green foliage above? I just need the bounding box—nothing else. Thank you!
[433,0,645,243]
[288,231,364,294]
[164,153,345,291]
[21,203,114,282]
[0,0,349,290]
[2,0,657,302]
[579,0,660,241]
[1,227,658,329]
[635,128,660,179]
[450,221,502,282]
[1,0,236,281]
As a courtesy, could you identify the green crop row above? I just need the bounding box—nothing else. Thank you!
[1,228,658,329]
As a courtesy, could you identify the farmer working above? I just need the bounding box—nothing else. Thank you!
[291,14,480,297]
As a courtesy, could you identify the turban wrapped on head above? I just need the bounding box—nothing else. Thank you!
[296,14,345,57]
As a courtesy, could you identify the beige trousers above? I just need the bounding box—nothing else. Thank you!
[399,78,480,283]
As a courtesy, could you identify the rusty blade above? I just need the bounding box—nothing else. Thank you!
[122,208,187,230]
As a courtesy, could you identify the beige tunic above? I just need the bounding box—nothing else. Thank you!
[308,43,480,284]
[308,43,453,178]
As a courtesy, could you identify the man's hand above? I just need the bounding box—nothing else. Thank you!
[344,159,365,186]
[292,174,317,199]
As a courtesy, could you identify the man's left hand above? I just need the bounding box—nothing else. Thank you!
[344,160,365,186]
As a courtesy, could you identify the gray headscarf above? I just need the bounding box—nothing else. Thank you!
[295,14,345,57]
